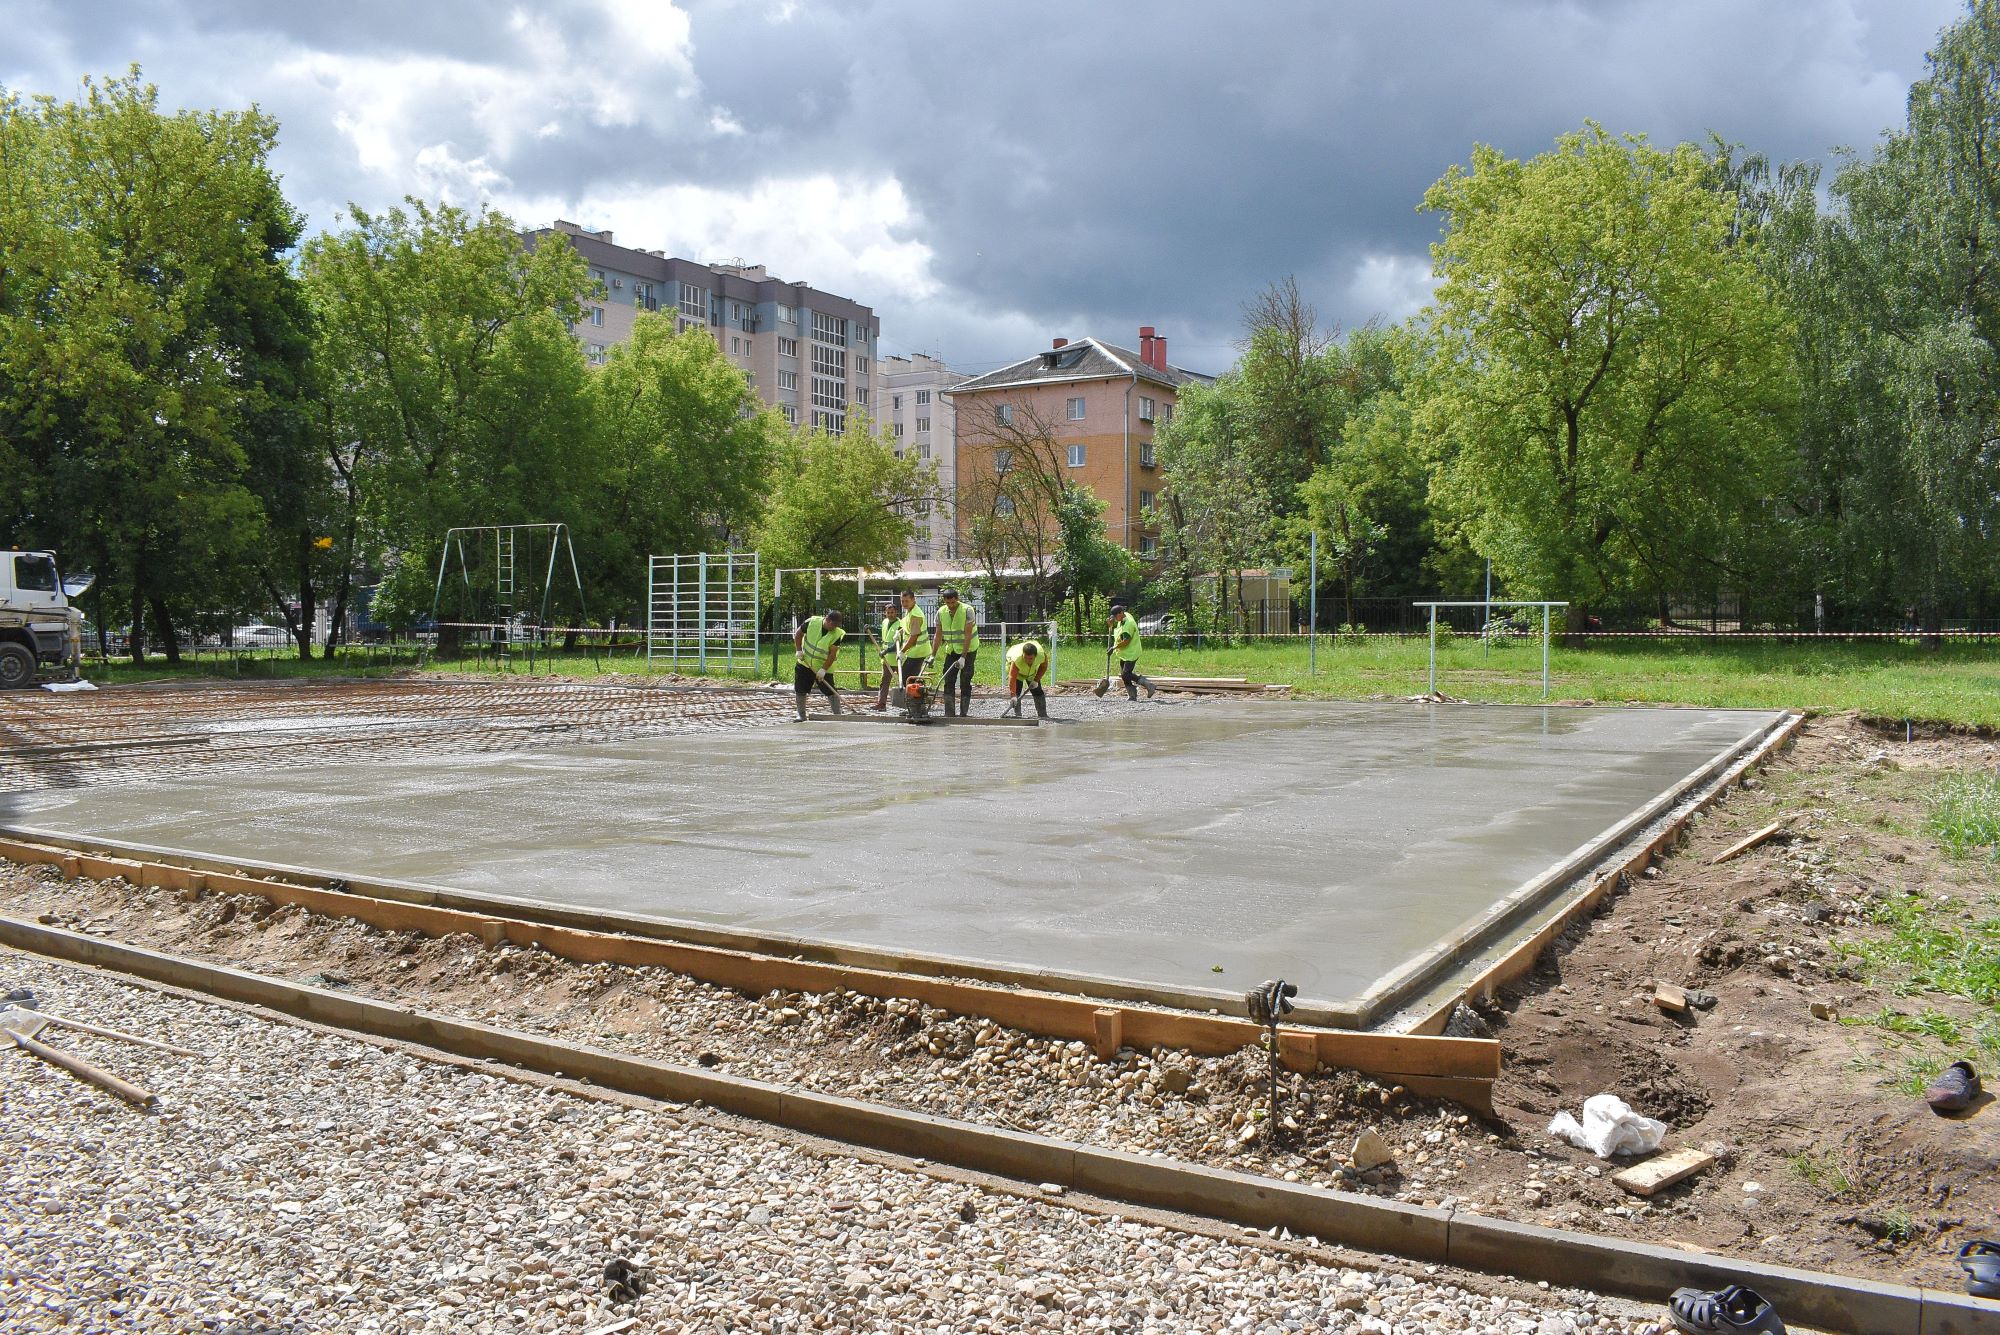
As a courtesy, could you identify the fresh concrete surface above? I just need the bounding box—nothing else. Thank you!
[3,702,1780,1018]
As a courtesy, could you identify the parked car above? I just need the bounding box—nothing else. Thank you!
[229,623,292,648]
[1137,613,1176,635]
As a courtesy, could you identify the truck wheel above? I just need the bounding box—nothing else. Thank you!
[0,644,35,689]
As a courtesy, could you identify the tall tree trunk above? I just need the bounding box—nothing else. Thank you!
[146,595,181,664]
[128,586,145,664]
[323,568,353,660]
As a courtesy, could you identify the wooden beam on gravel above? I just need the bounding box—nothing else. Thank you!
[0,833,1499,1107]
[1709,817,1791,866]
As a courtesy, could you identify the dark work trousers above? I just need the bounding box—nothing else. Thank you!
[1119,658,1154,701]
[1010,681,1048,717]
[793,662,842,718]
[940,652,975,716]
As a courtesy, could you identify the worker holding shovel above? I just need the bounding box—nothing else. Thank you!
[792,611,847,721]
[931,587,977,718]
[871,601,901,711]
[1005,639,1050,718]
[893,589,929,710]
[1107,602,1156,701]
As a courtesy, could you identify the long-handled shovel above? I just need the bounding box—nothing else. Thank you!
[1091,648,1114,697]
[1,1008,157,1108]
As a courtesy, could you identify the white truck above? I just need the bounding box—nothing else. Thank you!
[0,548,89,688]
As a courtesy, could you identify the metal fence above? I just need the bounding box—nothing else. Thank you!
[647,552,761,673]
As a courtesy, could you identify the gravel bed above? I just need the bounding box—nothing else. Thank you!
[0,949,1675,1334]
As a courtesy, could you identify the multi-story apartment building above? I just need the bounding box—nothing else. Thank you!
[880,354,968,563]
[528,220,881,432]
[946,329,1209,557]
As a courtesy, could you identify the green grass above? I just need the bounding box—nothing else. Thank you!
[74,635,2000,727]
[1787,1146,1858,1198]
[1927,772,2000,856]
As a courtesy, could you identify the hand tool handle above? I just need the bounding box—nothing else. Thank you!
[37,1011,198,1057]
[10,1031,158,1107]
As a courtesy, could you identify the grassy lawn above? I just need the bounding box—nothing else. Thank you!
[74,634,2000,728]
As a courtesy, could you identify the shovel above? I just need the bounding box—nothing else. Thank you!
[1,1008,157,1107]
[1091,648,1113,697]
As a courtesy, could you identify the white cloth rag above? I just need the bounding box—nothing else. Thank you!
[1547,1094,1667,1158]
[41,679,97,692]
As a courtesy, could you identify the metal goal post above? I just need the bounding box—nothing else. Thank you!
[1412,600,1569,700]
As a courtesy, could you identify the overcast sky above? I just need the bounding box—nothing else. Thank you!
[6,0,1967,375]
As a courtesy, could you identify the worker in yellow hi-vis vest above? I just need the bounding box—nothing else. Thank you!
[1005,639,1050,719]
[791,611,846,721]
[871,601,900,711]
[1108,601,1155,701]
[893,589,928,710]
[931,587,977,717]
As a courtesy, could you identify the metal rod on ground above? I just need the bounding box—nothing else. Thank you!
[1309,529,1317,676]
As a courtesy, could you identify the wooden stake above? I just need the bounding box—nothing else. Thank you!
[1709,818,1791,866]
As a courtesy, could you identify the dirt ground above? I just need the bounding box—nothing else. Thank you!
[2,697,1995,1300]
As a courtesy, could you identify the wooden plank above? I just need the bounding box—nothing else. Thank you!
[1092,1007,1123,1059]
[1709,818,1790,866]
[1612,1147,1714,1197]
[1652,982,1689,1015]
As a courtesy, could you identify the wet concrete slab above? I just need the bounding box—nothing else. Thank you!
[5,702,1782,1022]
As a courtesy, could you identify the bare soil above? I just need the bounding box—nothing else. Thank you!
[2,697,1995,1299]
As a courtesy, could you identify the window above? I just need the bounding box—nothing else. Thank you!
[995,496,1016,517]
[1162,403,1174,424]
[634,282,654,306]
[855,387,868,406]
[915,499,932,516]
[1067,444,1085,468]
[732,301,746,323]
[590,268,605,286]
[782,405,799,425]
[1140,442,1157,468]
[994,449,1012,474]
[730,336,742,354]
[994,403,1012,426]
[892,394,903,411]
[812,311,847,346]
[1139,396,1156,422]
[917,441,931,461]
[777,370,798,391]
[777,337,799,358]
[679,283,706,319]
[1139,489,1156,513]
[586,342,608,366]
[915,389,931,406]
[916,416,930,434]
[14,552,57,592]
[1139,535,1159,556]
[588,306,604,326]
[892,421,904,437]
[856,356,868,374]
[778,304,797,325]
[1067,397,1085,421]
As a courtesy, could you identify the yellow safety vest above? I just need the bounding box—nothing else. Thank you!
[936,603,974,653]
[798,616,845,671]
[1111,613,1142,663]
[1006,641,1048,683]
[898,606,928,659]
[879,615,899,662]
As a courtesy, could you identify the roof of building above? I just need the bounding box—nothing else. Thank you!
[944,337,1211,395]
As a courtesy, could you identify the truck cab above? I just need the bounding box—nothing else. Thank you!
[0,549,87,688]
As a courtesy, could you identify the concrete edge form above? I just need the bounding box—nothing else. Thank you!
[1393,710,1808,1035]
[1357,710,1804,1028]
[0,916,1970,1335]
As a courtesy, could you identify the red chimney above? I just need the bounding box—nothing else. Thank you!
[1153,334,1168,371]
[1052,337,1068,349]
[1138,325,1155,367]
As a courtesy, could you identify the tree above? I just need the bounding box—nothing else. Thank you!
[1152,376,1280,636]
[754,415,931,587]
[583,312,786,619]
[956,399,1075,620]
[1237,276,1341,509]
[302,200,595,645]
[1415,124,1797,632]
[0,70,308,660]
[1053,483,1138,635]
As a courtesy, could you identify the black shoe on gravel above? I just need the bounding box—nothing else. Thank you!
[1669,1284,1785,1333]
[1926,1060,1982,1115]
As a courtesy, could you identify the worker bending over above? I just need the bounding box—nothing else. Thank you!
[791,610,846,721]
[894,589,928,707]
[1005,639,1050,718]
[1108,602,1156,700]
[931,587,977,717]
[871,601,900,711]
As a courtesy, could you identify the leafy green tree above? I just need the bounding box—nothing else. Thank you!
[0,70,306,660]
[1153,376,1280,636]
[753,417,930,616]
[1053,482,1137,635]
[582,312,785,618]
[302,200,595,640]
[1416,124,1797,631]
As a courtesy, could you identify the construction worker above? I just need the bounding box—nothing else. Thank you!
[791,610,846,721]
[894,589,928,709]
[931,587,977,717]
[1108,602,1156,700]
[1005,639,1050,718]
[872,601,900,711]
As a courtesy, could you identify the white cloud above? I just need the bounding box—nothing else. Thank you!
[1345,252,1436,324]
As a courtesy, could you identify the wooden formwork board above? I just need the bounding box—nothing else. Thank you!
[0,831,1498,1109]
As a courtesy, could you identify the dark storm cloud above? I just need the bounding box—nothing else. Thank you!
[3,0,1967,371]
